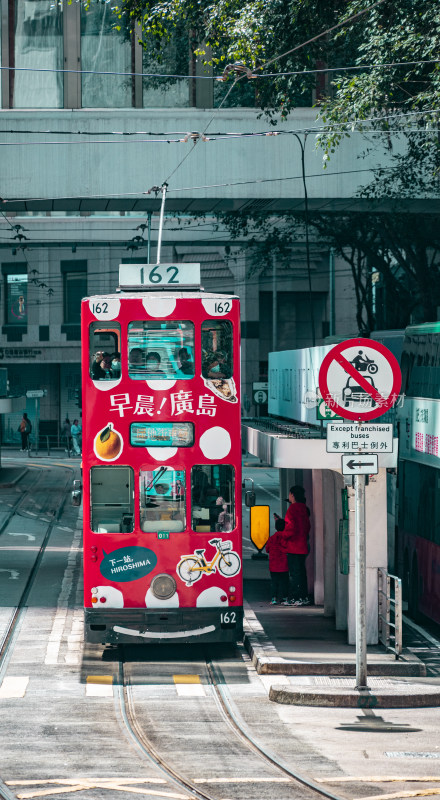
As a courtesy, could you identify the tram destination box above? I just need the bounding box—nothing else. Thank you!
[119,263,201,290]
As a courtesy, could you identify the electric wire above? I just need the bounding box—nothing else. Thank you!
[0,56,437,82]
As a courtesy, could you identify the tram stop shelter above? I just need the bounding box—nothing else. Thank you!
[241,346,398,646]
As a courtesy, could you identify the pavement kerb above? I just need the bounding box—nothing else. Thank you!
[243,606,426,678]
[0,466,28,489]
[269,684,440,708]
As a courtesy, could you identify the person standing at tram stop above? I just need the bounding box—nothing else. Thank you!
[18,413,32,452]
[274,485,311,607]
[265,518,289,605]
[71,419,82,456]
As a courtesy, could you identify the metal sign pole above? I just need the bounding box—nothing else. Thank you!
[354,473,367,689]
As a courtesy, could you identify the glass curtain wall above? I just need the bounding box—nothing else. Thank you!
[143,31,189,107]
[81,1,131,107]
[12,0,63,107]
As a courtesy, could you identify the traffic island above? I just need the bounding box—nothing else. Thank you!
[269,680,440,708]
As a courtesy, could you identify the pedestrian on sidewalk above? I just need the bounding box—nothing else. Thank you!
[265,518,289,605]
[62,416,71,452]
[18,413,32,452]
[71,419,82,455]
[274,485,311,606]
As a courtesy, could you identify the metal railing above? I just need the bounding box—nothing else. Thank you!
[378,568,402,658]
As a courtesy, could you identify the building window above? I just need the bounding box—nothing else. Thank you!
[81,2,132,108]
[143,32,189,108]
[61,262,87,325]
[11,0,63,108]
[5,271,28,326]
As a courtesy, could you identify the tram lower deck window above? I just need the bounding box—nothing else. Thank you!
[90,466,134,533]
[140,467,186,532]
[191,465,235,533]
[128,321,195,380]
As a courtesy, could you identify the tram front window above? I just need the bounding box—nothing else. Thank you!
[140,467,186,532]
[89,322,121,381]
[90,466,134,533]
[128,321,195,380]
[191,465,235,533]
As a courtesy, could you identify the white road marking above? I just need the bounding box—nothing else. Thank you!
[175,683,206,697]
[256,483,280,501]
[6,532,36,541]
[86,683,113,697]
[45,520,82,665]
[0,676,29,698]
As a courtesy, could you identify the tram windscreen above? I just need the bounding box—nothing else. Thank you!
[191,465,235,533]
[140,467,186,532]
[128,321,195,380]
[131,422,194,447]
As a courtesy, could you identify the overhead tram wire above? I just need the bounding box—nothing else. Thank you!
[2,109,439,144]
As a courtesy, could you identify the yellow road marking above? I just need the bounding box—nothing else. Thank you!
[86,675,113,697]
[173,675,201,684]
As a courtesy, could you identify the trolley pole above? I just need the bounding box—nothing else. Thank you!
[156,183,167,265]
[354,473,368,689]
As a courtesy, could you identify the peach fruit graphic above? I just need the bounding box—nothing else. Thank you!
[94,423,122,460]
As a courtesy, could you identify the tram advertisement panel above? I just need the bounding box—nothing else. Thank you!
[81,293,242,641]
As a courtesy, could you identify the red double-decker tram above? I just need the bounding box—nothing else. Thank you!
[81,263,242,644]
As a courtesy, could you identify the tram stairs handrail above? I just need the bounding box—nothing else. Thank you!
[378,568,402,659]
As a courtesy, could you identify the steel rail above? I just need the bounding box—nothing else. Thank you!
[206,656,347,800]
[117,661,218,800]
[0,466,76,668]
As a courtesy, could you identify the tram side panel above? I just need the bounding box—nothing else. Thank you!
[81,294,243,644]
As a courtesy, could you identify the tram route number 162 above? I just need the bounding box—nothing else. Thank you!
[220,611,236,628]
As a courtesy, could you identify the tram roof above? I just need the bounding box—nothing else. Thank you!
[404,321,440,336]
[84,291,239,301]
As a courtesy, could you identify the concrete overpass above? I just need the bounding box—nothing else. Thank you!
[0,107,428,217]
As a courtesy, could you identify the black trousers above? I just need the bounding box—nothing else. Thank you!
[270,571,289,600]
[287,553,308,600]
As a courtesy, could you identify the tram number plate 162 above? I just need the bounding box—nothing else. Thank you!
[119,262,201,288]
[220,611,237,628]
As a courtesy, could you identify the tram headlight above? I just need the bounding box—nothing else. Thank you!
[150,573,177,600]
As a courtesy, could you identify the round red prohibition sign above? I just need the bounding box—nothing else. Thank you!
[318,337,402,421]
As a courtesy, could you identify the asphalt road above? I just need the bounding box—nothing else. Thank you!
[1,458,440,800]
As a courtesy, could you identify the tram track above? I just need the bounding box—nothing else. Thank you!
[0,464,77,672]
[117,651,349,800]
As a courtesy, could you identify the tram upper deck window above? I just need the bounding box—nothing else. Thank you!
[201,320,233,380]
[191,464,235,533]
[140,467,186,532]
[89,322,121,381]
[128,321,194,380]
[90,466,134,533]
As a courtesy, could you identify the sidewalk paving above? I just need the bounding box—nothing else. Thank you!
[242,556,440,708]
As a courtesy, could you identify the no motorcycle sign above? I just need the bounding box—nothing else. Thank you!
[318,338,402,421]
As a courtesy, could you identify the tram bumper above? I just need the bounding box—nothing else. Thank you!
[84,607,243,645]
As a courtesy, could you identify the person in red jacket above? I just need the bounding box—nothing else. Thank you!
[265,518,289,605]
[274,485,311,606]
